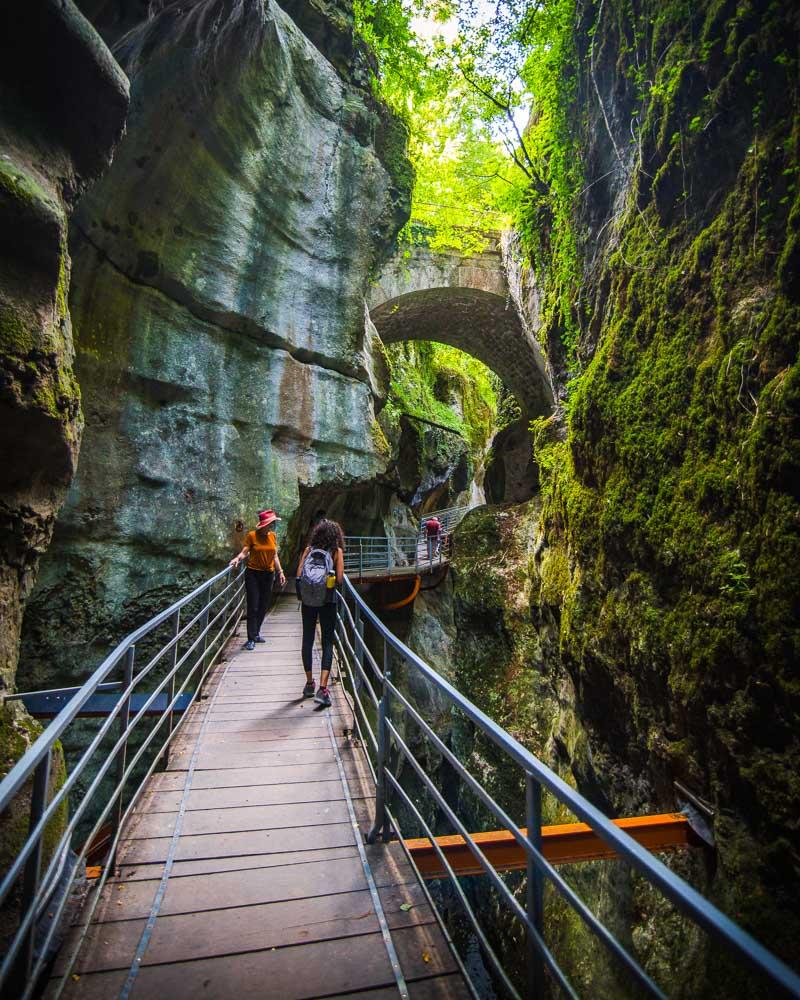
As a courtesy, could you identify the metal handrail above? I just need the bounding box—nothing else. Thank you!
[0,564,246,996]
[342,503,470,579]
[419,503,471,534]
[333,576,800,999]
[343,533,452,576]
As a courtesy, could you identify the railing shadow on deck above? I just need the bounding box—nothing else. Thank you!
[0,565,246,997]
[332,577,800,1000]
[2,560,799,1000]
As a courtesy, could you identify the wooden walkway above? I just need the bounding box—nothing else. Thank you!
[49,597,468,1000]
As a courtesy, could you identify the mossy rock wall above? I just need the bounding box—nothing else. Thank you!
[0,0,128,696]
[520,0,800,975]
[0,701,68,954]
[405,504,713,995]
[0,0,127,854]
[22,0,412,687]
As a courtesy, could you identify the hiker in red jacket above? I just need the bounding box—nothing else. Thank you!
[424,516,442,563]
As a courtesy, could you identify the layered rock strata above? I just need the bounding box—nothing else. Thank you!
[23,0,411,684]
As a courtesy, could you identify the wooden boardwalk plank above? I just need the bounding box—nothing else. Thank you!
[61,883,434,975]
[113,845,360,883]
[54,597,468,999]
[138,779,345,812]
[332,976,473,999]
[96,854,369,923]
[147,759,368,790]
[117,820,356,864]
[55,934,396,999]
[126,799,351,839]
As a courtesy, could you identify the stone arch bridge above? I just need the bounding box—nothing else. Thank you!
[367,242,553,416]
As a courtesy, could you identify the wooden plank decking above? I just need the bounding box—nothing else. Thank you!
[50,597,468,1000]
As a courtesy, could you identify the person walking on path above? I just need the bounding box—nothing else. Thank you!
[231,509,286,651]
[296,518,344,707]
[424,515,441,563]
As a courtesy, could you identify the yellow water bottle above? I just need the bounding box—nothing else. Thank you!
[326,572,336,589]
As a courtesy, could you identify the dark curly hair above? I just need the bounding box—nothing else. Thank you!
[309,519,344,554]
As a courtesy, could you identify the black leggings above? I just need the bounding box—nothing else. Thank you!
[301,602,336,674]
[245,568,274,640]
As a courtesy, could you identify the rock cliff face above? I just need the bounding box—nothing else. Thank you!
[22,0,411,685]
[402,0,799,987]
[406,505,711,995]
[0,0,128,697]
[494,0,799,979]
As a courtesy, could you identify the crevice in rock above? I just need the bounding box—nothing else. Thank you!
[73,222,370,384]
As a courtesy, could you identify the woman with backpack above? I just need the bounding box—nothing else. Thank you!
[296,518,344,707]
[230,509,286,651]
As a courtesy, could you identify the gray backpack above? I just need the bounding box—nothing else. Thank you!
[298,548,334,607]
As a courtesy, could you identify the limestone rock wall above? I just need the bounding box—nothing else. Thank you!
[511,0,800,978]
[0,0,128,698]
[22,0,411,685]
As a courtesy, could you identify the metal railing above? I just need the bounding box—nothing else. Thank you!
[422,503,471,535]
[343,534,450,577]
[0,564,246,997]
[342,503,470,578]
[332,576,800,1000]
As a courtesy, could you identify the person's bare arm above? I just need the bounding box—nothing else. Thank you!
[335,547,344,585]
[274,545,286,586]
[230,543,249,567]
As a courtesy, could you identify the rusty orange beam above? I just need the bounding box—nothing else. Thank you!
[380,575,421,611]
[405,813,702,879]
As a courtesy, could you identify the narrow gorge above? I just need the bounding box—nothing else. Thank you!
[1,0,798,996]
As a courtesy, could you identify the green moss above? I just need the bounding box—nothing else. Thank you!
[55,240,69,321]
[0,301,33,356]
[0,704,68,884]
[369,415,391,457]
[374,110,415,198]
[0,158,59,219]
[385,340,500,462]
[537,544,571,605]
[520,0,800,972]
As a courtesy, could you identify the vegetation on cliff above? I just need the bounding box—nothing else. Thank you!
[383,340,503,456]
[369,0,799,977]
[354,0,520,250]
[522,0,800,970]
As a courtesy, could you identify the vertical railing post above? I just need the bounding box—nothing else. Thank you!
[354,602,365,674]
[359,541,363,581]
[111,646,135,854]
[368,638,392,843]
[14,749,51,987]
[230,564,241,629]
[163,609,180,767]
[196,583,212,700]
[526,772,545,998]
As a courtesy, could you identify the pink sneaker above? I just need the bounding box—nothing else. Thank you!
[314,686,331,708]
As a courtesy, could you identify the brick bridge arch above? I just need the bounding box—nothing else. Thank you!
[367,244,553,416]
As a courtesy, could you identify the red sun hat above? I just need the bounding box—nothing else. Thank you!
[255,509,281,529]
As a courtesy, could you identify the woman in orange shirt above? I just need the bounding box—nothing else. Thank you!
[230,509,286,650]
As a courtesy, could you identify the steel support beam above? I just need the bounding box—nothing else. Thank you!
[406,813,703,878]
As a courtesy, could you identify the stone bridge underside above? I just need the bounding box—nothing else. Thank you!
[367,246,553,416]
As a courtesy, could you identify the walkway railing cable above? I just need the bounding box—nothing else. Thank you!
[0,564,246,997]
[343,503,471,578]
[3,561,799,998]
[332,576,800,1000]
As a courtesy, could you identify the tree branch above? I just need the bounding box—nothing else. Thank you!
[458,65,547,194]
